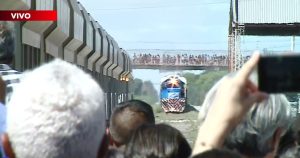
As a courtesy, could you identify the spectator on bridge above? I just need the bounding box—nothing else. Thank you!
[132,53,137,63]
[0,21,21,104]
[156,54,160,64]
[108,99,155,148]
[2,59,108,158]
[124,123,192,158]
[177,54,181,64]
[193,53,292,158]
[132,52,229,67]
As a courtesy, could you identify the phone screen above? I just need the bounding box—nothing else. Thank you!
[258,55,300,93]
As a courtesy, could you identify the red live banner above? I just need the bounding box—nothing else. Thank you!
[0,10,57,21]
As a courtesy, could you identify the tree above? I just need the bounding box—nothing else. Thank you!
[183,71,228,106]
[141,80,159,104]
[130,78,158,105]
[130,78,143,95]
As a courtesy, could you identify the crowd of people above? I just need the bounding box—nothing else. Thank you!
[132,53,229,66]
[132,53,253,67]
[0,22,299,158]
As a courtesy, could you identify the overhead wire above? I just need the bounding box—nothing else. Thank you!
[90,1,228,11]
[120,39,295,45]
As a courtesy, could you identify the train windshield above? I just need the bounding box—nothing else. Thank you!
[161,79,184,89]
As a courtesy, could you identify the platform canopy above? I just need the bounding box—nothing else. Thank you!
[230,0,300,36]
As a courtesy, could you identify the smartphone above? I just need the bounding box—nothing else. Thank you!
[258,54,300,93]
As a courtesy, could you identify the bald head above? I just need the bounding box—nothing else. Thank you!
[109,100,155,145]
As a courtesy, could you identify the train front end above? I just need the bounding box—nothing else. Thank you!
[160,75,187,113]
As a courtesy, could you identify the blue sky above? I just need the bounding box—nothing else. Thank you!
[79,0,299,51]
[79,0,231,50]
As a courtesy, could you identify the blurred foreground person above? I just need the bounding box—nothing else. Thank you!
[106,148,125,158]
[0,76,6,133]
[198,86,291,158]
[124,123,192,158]
[276,128,299,158]
[109,100,155,148]
[191,149,241,158]
[193,53,291,158]
[277,147,300,158]
[0,21,21,104]
[2,59,107,158]
[0,76,6,157]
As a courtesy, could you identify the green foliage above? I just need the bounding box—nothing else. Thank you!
[183,70,228,106]
[129,78,143,95]
[153,103,163,113]
[130,79,159,105]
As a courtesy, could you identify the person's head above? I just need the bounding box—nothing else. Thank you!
[124,123,192,158]
[0,21,15,64]
[199,74,292,158]
[106,148,125,158]
[277,128,298,158]
[277,146,300,158]
[109,99,155,146]
[191,149,242,158]
[2,59,107,158]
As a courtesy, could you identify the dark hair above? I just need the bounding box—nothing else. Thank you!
[0,21,15,64]
[109,100,155,145]
[277,128,298,157]
[106,148,125,158]
[124,123,192,158]
[224,133,269,157]
[192,149,241,158]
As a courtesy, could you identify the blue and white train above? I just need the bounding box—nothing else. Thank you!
[160,75,187,112]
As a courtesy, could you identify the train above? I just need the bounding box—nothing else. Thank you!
[160,74,187,113]
[1,0,133,120]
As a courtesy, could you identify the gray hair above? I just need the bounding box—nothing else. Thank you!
[0,21,15,33]
[279,146,300,158]
[7,59,106,158]
[199,73,292,157]
[0,21,15,62]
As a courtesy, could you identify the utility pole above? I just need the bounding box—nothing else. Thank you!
[291,36,295,52]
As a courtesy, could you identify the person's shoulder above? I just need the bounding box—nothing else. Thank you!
[0,64,9,70]
[0,65,21,74]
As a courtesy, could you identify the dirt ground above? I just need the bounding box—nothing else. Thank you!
[154,105,200,147]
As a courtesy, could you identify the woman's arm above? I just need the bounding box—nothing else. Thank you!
[193,52,268,155]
